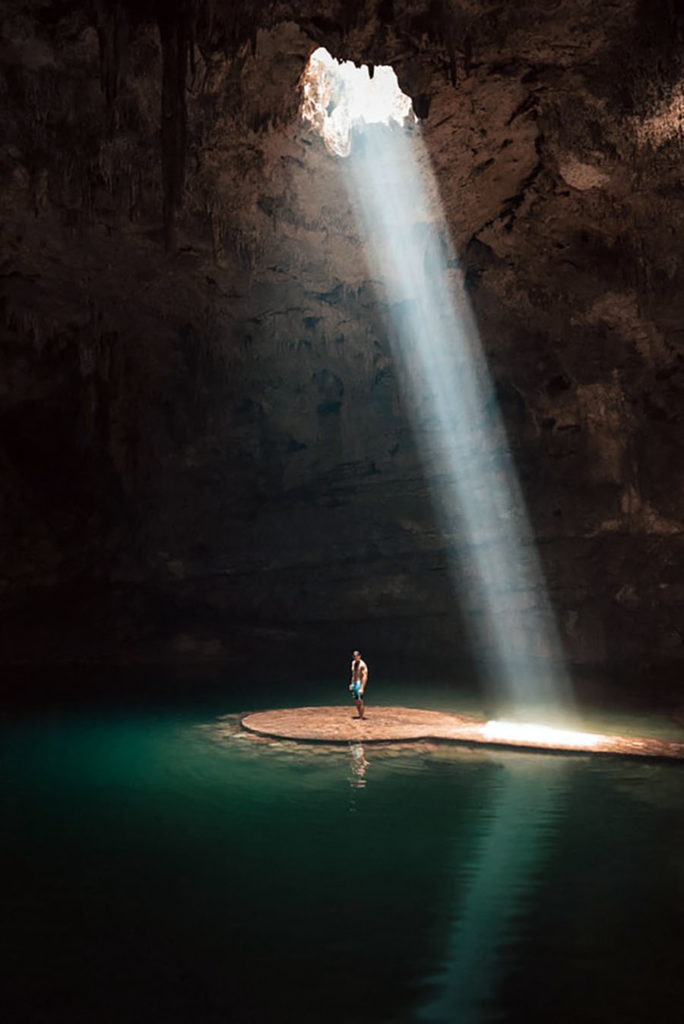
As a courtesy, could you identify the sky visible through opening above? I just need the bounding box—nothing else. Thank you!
[300,46,415,156]
[301,48,572,721]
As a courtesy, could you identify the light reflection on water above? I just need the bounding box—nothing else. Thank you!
[418,757,570,1023]
[2,702,684,1024]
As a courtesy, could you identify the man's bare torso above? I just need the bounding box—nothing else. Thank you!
[351,659,368,685]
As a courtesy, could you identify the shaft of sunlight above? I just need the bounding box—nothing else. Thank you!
[302,49,572,716]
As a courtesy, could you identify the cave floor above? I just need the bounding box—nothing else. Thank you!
[240,706,684,759]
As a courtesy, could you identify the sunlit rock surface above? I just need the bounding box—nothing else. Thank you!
[240,706,684,758]
[1,1,684,679]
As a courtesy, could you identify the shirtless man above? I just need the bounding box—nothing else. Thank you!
[349,650,368,719]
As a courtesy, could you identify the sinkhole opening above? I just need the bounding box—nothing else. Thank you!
[300,46,416,157]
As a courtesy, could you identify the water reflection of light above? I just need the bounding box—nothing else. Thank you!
[301,50,571,716]
[419,760,568,1022]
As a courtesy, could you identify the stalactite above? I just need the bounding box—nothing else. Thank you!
[463,31,472,76]
[93,0,130,105]
[155,0,271,252]
[448,49,457,86]
[158,2,193,252]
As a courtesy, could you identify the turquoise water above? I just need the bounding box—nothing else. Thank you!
[3,682,684,1023]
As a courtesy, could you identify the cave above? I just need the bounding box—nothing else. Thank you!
[3,0,684,696]
[3,0,684,693]
[3,2,684,1022]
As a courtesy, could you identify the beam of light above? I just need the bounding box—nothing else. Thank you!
[417,759,569,1022]
[301,49,572,716]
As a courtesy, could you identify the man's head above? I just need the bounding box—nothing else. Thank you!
[353,650,361,661]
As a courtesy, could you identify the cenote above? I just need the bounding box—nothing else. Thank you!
[5,4,684,1023]
[4,672,684,1024]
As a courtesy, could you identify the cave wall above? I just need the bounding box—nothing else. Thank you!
[2,0,684,673]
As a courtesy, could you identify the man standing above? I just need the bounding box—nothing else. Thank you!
[349,650,368,719]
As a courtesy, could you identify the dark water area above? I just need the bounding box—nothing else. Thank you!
[3,671,684,1023]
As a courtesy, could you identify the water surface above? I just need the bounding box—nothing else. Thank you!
[3,682,683,1023]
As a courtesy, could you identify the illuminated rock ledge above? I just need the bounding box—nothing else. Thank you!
[240,706,684,760]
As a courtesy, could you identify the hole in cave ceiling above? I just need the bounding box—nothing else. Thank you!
[300,46,415,157]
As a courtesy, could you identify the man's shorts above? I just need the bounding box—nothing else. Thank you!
[351,682,363,701]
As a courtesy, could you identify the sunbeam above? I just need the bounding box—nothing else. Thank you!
[303,49,572,717]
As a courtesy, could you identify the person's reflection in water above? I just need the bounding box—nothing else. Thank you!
[348,743,370,811]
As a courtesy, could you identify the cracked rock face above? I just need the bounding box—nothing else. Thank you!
[1,0,684,678]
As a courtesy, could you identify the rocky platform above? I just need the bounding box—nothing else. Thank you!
[240,706,684,760]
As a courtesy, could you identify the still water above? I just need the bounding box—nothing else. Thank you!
[3,680,684,1024]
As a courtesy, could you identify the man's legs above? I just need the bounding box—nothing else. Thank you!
[356,695,365,719]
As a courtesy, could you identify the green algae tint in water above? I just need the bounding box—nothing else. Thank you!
[2,707,684,1024]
